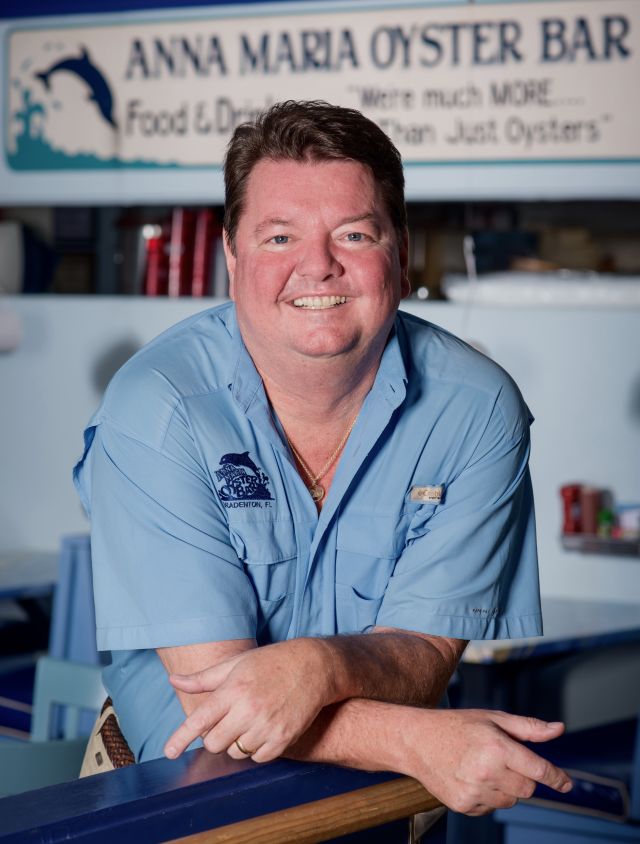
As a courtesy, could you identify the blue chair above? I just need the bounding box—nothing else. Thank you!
[30,656,105,741]
[49,534,101,666]
[1,535,101,741]
[48,534,105,736]
[0,656,104,797]
[0,656,37,740]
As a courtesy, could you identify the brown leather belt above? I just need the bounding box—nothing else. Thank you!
[98,697,135,768]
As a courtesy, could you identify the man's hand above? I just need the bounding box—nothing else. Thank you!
[404,709,572,816]
[162,628,465,763]
[164,638,335,762]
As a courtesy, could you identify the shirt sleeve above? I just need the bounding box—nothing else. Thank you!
[75,411,258,651]
[377,397,541,640]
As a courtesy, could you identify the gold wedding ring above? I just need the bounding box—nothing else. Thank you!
[234,738,254,756]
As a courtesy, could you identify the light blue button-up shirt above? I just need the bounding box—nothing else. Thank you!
[74,302,540,761]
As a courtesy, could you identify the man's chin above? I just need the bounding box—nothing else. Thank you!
[290,335,361,361]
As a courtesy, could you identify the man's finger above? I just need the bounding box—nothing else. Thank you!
[506,741,573,793]
[225,732,281,764]
[200,713,250,755]
[164,698,226,759]
[484,790,519,812]
[169,659,234,693]
[483,769,538,801]
[490,712,565,744]
[226,738,255,760]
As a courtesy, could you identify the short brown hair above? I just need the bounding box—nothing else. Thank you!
[223,100,406,252]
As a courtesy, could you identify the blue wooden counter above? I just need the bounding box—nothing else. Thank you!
[0,747,440,843]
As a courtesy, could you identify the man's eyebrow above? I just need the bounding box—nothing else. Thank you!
[339,213,379,226]
[253,213,381,238]
[254,218,290,237]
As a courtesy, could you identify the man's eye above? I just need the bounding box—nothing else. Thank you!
[346,232,365,242]
[271,235,289,245]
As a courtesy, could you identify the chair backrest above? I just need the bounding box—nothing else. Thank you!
[49,534,101,666]
[30,656,105,742]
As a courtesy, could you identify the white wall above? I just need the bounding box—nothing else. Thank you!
[1,296,639,602]
[402,301,640,602]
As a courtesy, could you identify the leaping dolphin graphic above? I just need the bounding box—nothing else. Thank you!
[220,452,261,475]
[35,46,117,129]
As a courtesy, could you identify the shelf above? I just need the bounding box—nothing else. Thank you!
[561,535,640,558]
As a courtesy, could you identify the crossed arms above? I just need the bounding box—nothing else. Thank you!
[158,629,572,816]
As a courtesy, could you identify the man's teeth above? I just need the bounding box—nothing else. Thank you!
[292,295,347,309]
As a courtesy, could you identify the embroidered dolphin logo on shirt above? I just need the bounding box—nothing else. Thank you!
[35,47,118,129]
[220,451,260,474]
[216,452,273,501]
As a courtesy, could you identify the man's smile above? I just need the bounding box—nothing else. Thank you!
[291,295,348,309]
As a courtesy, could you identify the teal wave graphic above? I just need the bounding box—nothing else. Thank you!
[8,84,180,170]
[7,131,180,170]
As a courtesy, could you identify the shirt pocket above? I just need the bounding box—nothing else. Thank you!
[335,512,407,633]
[229,522,297,642]
[404,501,439,545]
[335,583,383,634]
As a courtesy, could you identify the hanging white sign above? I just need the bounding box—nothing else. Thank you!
[4,0,639,173]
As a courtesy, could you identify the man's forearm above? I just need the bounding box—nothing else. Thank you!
[318,629,467,709]
[285,698,573,817]
[286,697,421,776]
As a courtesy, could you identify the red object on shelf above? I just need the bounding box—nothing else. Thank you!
[192,209,218,297]
[580,486,602,535]
[168,208,196,297]
[143,223,170,296]
[560,484,582,534]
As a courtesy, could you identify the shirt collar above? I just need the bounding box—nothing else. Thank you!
[225,305,265,413]
[369,316,408,411]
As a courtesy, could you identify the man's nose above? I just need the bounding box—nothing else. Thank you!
[295,237,343,281]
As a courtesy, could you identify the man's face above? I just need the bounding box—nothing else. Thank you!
[225,158,410,370]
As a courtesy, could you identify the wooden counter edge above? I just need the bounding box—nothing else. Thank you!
[169,776,441,844]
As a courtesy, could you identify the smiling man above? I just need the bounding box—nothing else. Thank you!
[74,101,571,819]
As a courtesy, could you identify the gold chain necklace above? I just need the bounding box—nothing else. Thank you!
[285,416,357,503]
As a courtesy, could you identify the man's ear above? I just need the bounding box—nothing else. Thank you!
[399,229,411,300]
[223,230,236,300]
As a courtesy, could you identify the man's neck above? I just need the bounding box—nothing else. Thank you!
[239,333,390,509]
[258,352,378,431]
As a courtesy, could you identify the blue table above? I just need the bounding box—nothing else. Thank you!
[457,596,640,712]
[0,747,441,843]
[463,596,640,666]
[0,550,58,662]
[0,551,58,601]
